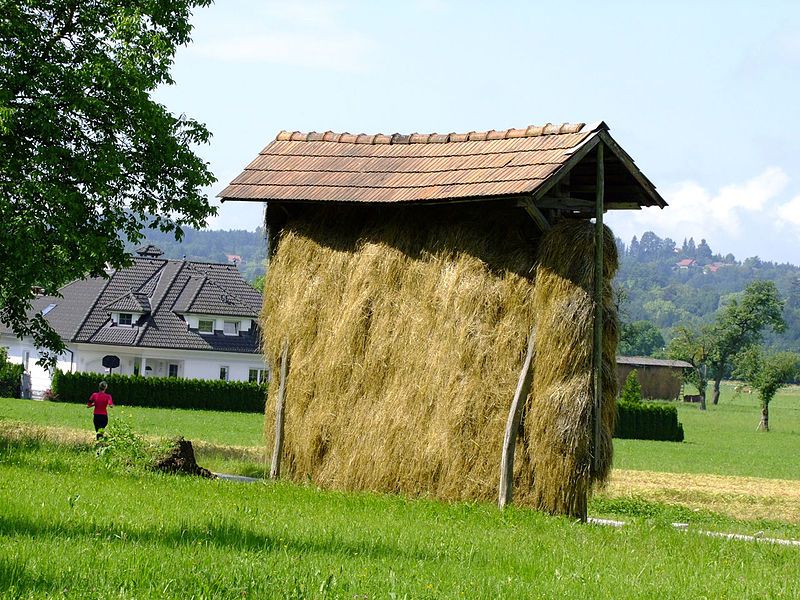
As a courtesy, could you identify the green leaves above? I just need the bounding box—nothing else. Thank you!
[1,0,216,364]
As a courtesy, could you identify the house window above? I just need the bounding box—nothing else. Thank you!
[248,368,267,384]
[219,366,229,381]
[223,320,239,336]
[198,319,214,334]
[119,313,133,326]
[168,364,179,378]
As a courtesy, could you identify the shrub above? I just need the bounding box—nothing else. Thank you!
[0,347,23,398]
[615,400,684,442]
[620,370,643,404]
[50,370,267,413]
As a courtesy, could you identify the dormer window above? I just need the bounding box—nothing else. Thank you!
[198,319,214,334]
[119,313,133,326]
[223,320,239,336]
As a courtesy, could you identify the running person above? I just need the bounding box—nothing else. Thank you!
[87,381,114,440]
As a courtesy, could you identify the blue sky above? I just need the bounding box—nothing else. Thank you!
[155,0,800,263]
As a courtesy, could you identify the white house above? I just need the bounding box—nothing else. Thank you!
[0,245,266,395]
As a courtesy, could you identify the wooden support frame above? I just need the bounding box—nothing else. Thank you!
[270,340,289,480]
[518,198,550,232]
[592,143,605,474]
[499,329,536,508]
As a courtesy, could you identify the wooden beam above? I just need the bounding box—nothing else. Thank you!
[499,328,536,508]
[519,198,551,231]
[535,197,594,210]
[270,340,289,480]
[593,143,605,475]
[597,131,666,208]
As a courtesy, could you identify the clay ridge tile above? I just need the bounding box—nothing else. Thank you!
[273,122,587,145]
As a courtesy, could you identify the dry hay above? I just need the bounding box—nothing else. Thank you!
[261,206,618,514]
[525,222,619,518]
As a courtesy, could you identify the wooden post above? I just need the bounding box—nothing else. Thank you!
[593,143,605,474]
[270,340,289,480]
[499,329,536,508]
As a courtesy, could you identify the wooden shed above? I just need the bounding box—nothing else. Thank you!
[220,121,666,518]
[617,356,692,400]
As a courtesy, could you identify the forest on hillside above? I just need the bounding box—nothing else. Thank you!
[615,232,800,353]
[134,226,800,354]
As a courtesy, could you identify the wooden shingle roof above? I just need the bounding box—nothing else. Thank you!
[219,121,666,210]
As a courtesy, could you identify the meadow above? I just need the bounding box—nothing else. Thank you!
[1,382,799,598]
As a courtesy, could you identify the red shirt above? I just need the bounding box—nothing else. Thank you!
[88,392,114,415]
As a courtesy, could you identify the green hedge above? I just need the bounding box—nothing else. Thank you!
[51,370,267,413]
[0,363,23,398]
[615,400,684,442]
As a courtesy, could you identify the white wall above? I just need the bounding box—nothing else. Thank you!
[1,334,267,393]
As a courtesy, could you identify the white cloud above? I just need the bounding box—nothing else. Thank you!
[605,167,800,263]
[777,194,800,229]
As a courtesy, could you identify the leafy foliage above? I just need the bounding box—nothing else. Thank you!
[0,0,216,364]
[51,370,267,413]
[733,347,800,431]
[619,321,665,356]
[620,370,643,404]
[0,346,23,398]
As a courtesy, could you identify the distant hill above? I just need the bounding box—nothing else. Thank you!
[130,226,266,283]
[616,232,800,352]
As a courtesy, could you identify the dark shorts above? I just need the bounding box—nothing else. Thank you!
[93,414,108,432]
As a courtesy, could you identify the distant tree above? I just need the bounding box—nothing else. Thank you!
[696,239,713,261]
[619,320,665,356]
[619,370,643,404]
[668,324,713,410]
[733,347,800,431]
[629,236,640,258]
[686,237,697,257]
[251,274,265,293]
[708,281,785,405]
[1,0,216,365]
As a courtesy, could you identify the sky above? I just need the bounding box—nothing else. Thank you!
[155,0,800,264]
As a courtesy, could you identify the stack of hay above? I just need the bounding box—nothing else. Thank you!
[261,206,617,518]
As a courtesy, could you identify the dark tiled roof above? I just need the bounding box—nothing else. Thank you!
[103,290,151,313]
[25,257,262,354]
[220,123,594,203]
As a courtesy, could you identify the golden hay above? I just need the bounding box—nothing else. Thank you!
[524,221,619,519]
[260,207,618,513]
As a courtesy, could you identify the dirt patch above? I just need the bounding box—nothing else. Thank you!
[153,437,215,478]
[602,469,800,523]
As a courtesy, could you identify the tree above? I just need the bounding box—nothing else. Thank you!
[620,370,643,404]
[733,348,800,431]
[619,320,665,357]
[667,324,713,410]
[708,281,785,405]
[1,1,216,365]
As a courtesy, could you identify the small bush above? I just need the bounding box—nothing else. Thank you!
[615,400,684,442]
[0,347,23,398]
[51,370,267,412]
[620,370,643,404]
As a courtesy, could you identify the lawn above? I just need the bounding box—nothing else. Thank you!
[613,382,800,480]
[2,381,799,480]
[1,435,798,599]
[0,397,264,447]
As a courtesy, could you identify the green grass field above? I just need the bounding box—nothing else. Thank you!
[614,383,800,480]
[2,381,799,480]
[2,384,800,597]
[1,434,798,599]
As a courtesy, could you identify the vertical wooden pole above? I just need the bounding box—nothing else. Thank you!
[270,340,289,480]
[499,329,536,508]
[593,143,605,474]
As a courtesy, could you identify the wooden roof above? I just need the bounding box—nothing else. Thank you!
[219,121,666,210]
